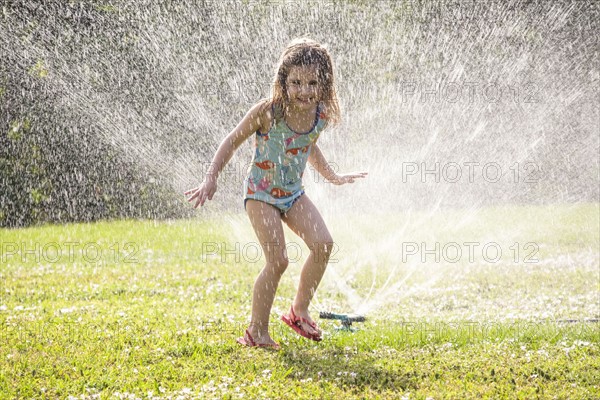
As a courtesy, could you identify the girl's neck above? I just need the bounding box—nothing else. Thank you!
[284,103,318,133]
[284,103,317,121]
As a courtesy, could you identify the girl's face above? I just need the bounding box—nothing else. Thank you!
[285,65,322,112]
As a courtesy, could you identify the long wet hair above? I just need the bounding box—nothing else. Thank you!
[270,37,341,126]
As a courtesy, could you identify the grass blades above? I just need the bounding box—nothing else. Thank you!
[1,204,598,398]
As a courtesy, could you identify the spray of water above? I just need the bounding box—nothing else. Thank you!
[2,0,597,319]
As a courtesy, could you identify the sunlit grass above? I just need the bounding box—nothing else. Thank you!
[0,204,598,398]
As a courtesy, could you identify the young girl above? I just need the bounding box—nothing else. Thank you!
[185,38,367,349]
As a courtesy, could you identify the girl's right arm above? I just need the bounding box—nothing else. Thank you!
[185,100,270,208]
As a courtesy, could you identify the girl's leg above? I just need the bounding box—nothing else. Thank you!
[281,195,334,337]
[245,199,289,345]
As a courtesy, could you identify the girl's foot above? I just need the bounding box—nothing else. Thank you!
[281,306,322,341]
[291,307,321,338]
[243,325,279,348]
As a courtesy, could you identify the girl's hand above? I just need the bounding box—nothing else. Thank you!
[330,172,368,185]
[184,177,217,208]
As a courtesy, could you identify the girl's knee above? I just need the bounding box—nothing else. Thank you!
[263,242,289,271]
[311,238,335,262]
[265,256,289,276]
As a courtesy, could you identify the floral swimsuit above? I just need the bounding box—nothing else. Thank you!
[243,101,327,213]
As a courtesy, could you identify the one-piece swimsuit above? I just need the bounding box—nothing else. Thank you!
[243,101,327,213]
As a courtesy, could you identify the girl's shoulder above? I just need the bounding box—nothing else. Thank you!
[254,98,272,114]
[254,98,276,133]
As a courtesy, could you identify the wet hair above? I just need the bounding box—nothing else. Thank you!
[270,37,341,126]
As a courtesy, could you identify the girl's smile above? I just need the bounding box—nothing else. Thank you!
[286,65,321,112]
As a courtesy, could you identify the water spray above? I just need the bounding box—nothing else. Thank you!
[319,311,366,332]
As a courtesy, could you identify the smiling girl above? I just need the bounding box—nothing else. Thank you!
[185,38,367,349]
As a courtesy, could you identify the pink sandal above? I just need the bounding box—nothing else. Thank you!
[236,329,281,350]
[281,306,322,342]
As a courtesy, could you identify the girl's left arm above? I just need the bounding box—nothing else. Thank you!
[308,143,368,185]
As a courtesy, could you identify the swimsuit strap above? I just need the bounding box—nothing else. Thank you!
[273,102,284,123]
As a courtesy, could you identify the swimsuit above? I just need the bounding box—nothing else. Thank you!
[243,101,327,213]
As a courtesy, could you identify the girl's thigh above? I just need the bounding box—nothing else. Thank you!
[281,195,333,248]
[245,199,287,263]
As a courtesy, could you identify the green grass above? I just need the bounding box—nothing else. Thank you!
[1,204,599,399]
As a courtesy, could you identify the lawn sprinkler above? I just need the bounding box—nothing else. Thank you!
[319,312,366,332]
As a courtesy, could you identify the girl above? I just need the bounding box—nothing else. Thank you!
[185,38,367,349]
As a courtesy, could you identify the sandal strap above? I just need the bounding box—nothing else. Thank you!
[244,329,256,346]
[290,307,319,330]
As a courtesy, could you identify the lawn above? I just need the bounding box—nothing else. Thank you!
[1,203,598,399]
